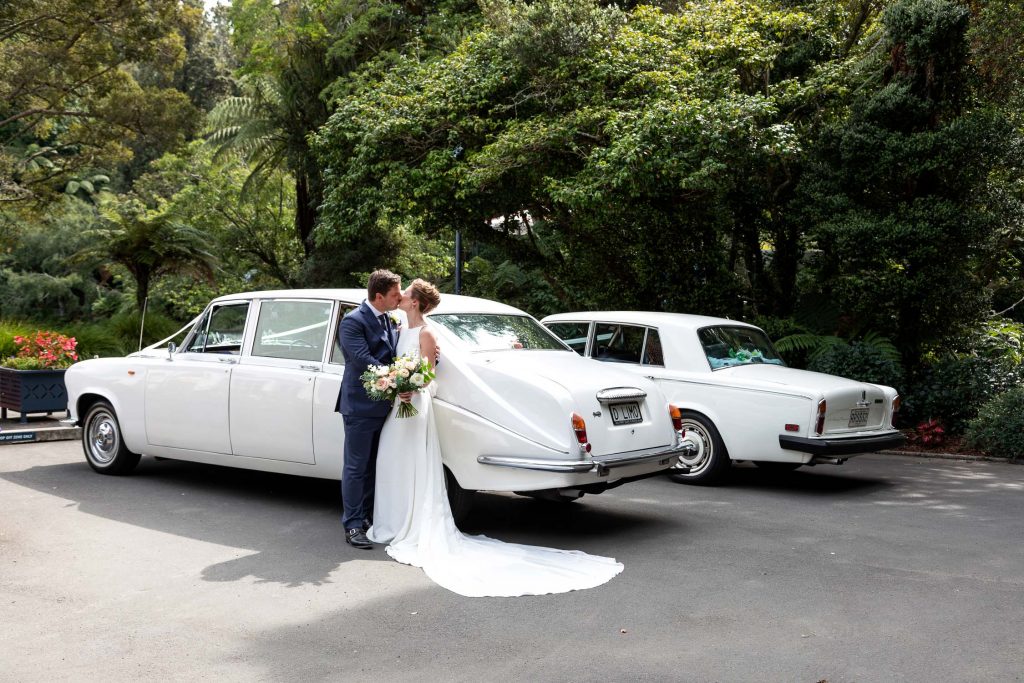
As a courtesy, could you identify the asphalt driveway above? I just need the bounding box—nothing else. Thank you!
[2,443,1022,681]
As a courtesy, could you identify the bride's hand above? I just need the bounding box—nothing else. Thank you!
[399,391,414,403]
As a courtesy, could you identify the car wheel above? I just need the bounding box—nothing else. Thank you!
[752,461,803,473]
[445,466,475,525]
[82,400,140,475]
[669,411,731,485]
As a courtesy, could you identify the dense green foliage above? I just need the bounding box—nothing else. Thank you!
[903,354,1024,433]
[965,387,1024,460]
[316,0,825,310]
[799,0,1015,364]
[807,341,906,391]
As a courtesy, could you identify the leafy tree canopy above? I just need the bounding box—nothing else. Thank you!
[315,0,837,309]
[0,0,203,204]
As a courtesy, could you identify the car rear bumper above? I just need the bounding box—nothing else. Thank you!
[779,431,905,456]
[478,441,695,477]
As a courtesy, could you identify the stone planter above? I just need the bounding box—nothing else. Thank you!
[0,367,69,424]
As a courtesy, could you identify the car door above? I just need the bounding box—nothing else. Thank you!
[229,298,335,464]
[311,301,357,470]
[145,301,251,453]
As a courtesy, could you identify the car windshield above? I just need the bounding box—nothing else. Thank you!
[429,314,569,351]
[698,325,786,370]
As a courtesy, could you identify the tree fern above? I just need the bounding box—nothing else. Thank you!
[774,333,845,361]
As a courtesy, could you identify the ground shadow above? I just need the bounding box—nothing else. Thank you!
[721,461,893,496]
[1,456,667,588]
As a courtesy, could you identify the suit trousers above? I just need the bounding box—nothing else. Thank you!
[341,413,387,531]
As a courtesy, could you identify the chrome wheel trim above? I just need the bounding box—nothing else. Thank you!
[672,419,713,476]
[87,410,119,465]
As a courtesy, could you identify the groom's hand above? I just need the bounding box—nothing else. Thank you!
[399,391,414,403]
[435,345,441,364]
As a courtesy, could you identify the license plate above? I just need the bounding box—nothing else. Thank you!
[609,402,642,425]
[848,407,868,428]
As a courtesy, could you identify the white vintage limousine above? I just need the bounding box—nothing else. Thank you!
[65,290,694,519]
[543,311,905,484]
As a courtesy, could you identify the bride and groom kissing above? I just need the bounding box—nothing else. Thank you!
[334,269,624,597]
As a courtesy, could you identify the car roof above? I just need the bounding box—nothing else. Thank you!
[542,311,760,331]
[210,288,527,316]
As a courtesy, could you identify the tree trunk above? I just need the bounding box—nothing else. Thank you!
[295,158,324,258]
[135,268,151,311]
[295,173,315,258]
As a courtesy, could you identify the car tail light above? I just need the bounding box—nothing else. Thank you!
[571,412,591,453]
[814,399,827,435]
[669,404,683,432]
[891,395,901,427]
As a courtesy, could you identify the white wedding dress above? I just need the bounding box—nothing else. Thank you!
[367,325,624,597]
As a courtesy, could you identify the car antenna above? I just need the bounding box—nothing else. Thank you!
[138,296,148,352]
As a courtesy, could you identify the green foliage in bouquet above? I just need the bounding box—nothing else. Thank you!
[361,354,436,418]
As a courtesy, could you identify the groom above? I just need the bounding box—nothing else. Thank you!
[336,269,403,549]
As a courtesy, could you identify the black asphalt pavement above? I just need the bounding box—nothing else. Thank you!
[2,443,1022,681]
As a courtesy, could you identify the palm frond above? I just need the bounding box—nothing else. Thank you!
[774,333,845,354]
[859,331,901,362]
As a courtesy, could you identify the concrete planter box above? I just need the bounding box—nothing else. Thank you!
[0,367,69,424]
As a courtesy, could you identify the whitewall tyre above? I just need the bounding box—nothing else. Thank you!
[82,400,141,475]
[668,411,731,485]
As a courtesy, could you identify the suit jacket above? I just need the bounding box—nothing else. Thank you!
[336,301,397,417]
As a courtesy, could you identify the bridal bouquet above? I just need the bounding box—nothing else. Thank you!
[360,353,435,418]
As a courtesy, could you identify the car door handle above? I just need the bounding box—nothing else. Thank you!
[300,364,321,372]
[217,357,236,364]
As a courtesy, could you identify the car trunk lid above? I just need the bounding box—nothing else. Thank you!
[471,351,673,457]
[718,365,890,433]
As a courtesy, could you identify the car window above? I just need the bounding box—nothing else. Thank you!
[698,325,786,369]
[329,304,359,364]
[429,314,568,351]
[593,323,646,364]
[643,328,665,367]
[545,322,589,355]
[251,300,333,362]
[186,303,249,354]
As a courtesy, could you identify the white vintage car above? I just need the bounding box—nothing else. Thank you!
[542,311,905,484]
[65,290,694,519]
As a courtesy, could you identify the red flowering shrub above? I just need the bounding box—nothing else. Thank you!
[5,331,78,369]
[913,418,947,447]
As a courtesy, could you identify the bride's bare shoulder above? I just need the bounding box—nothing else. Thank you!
[419,325,438,342]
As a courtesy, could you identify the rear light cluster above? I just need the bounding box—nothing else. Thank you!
[892,395,901,427]
[814,399,827,435]
[571,412,591,453]
[669,404,683,432]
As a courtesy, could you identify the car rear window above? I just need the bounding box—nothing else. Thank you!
[429,314,569,351]
[698,326,785,370]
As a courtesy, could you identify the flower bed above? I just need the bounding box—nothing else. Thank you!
[0,331,77,423]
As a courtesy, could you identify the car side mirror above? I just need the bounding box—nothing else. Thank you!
[167,342,176,361]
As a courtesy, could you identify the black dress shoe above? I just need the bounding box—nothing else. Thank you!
[346,528,373,549]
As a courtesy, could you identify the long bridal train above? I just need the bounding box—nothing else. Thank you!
[367,326,624,598]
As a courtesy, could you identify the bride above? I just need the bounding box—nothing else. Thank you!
[367,278,624,597]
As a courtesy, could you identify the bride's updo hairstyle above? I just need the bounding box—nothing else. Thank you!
[409,278,441,314]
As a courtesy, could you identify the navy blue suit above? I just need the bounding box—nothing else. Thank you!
[336,301,397,531]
